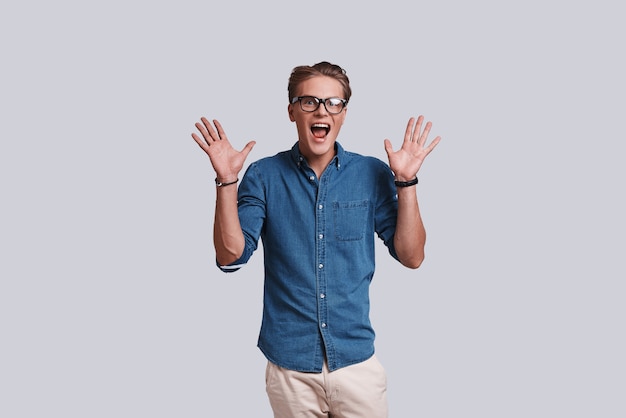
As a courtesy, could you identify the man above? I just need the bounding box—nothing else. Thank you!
[192,61,440,417]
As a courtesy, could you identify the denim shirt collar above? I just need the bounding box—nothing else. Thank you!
[290,141,345,171]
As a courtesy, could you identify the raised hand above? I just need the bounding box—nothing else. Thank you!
[192,118,256,182]
[383,115,441,181]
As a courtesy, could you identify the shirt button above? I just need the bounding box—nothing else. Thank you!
[318,234,323,240]
[309,175,315,181]
[320,293,325,299]
[318,204,323,210]
[321,323,327,328]
[319,264,323,269]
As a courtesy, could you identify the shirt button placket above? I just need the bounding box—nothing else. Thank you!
[317,202,327,334]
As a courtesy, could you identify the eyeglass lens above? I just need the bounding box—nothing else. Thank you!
[299,96,345,114]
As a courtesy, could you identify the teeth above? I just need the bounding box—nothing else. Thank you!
[312,123,330,128]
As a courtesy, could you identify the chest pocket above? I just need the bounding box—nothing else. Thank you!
[333,200,369,241]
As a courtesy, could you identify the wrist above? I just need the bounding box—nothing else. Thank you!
[215,177,239,187]
[393,171,417,182]
[394,177,418,188]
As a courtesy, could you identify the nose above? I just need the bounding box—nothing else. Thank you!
[314,99,329,115]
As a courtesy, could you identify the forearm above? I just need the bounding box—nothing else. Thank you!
[393,186,426,269]
[213,185,245,266]
[383,115,440,268]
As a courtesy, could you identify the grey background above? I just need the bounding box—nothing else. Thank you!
[1,1,624,417]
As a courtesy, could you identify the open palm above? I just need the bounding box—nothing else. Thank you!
[192,118,256,181]
[384,116,441,180]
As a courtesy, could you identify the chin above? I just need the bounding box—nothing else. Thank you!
[310,137,335,152]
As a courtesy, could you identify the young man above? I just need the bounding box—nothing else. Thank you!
[192,61,440,417]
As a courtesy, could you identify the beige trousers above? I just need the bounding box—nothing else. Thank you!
[265,355,388,418]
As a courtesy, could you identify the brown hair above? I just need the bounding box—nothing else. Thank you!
[287,61,352,103]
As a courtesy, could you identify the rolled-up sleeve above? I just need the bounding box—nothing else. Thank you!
[217,163,266,273]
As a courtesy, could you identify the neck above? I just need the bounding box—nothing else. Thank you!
[306,153,335,179]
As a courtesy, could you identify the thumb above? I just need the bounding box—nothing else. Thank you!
[241,140,256,157]
[383,139,393,158]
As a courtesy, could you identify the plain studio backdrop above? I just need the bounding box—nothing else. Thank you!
[1,1,624,417]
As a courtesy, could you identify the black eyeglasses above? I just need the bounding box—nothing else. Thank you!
[291,96,348,114]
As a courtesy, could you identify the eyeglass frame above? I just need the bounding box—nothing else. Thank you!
[290,96,348,114]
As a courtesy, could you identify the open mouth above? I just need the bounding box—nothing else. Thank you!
[311,123,330,139]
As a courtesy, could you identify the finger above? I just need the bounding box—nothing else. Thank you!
[213,119,228,142]
[426,136,441,153]
[423,135,442,155]
[404,117,415,144]
[411,115,424,142]
[194,119,213,143]
[200,117,220,142]
[194,119,210,140]
[191,132,210,153]
[418,121,432,146]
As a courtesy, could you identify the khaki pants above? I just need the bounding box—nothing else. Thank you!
[265,355,388,418]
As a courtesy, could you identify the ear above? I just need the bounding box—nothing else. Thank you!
[288,103,295,122]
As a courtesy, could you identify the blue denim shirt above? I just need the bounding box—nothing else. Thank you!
[219,142,400,372]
